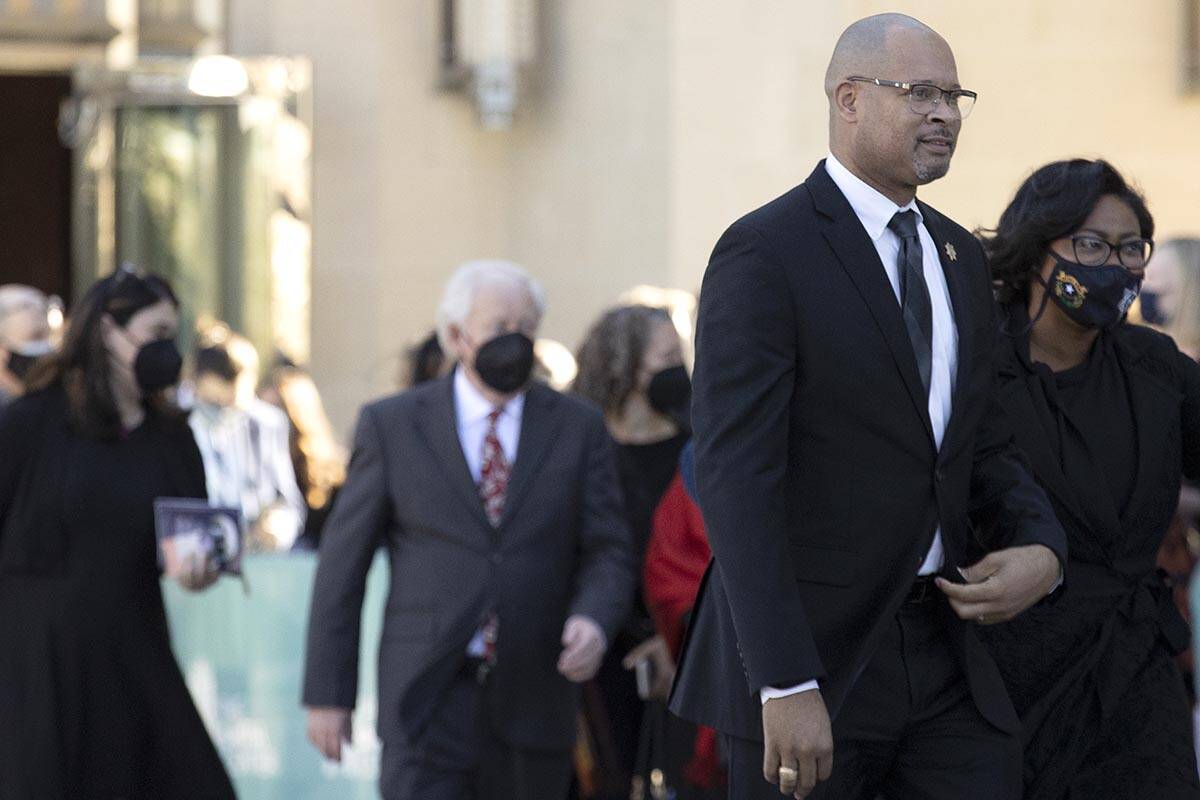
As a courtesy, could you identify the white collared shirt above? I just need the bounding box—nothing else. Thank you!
[762,155,960,706]
[455,366,526,658]
[824,153,958,572]
[454,366,525,484]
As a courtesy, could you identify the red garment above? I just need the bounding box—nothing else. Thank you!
[644,472,711,659]
[644,471,724,791]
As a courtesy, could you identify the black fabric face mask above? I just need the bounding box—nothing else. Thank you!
[1040,255,1142,331]
[133,338,183,394]
[4,340,52,381]
[1138,289,1170,327]
[473,332,535,394]
[647,365,691,415]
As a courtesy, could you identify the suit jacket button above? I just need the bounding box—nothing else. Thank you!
[934,469,945,484]
[490,552,503,565]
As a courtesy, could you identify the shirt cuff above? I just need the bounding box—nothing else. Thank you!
[1047,568,1064,595]
[760,680,820,705]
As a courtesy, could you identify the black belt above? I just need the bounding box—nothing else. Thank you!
[905,575,937,604]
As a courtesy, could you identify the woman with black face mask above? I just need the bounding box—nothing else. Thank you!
[0,284,52,409]
[573,304,692,799]
[974,159,1200,799]
[0,269,235,799]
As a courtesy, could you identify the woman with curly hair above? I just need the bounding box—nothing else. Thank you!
[975,159,1200,798]
[573,304,691,798]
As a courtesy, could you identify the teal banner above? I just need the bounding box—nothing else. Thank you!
[163,553,386,799]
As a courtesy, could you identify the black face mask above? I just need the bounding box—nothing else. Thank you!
[1040,255,1142,331]
[647,365,691,415]
[1138,289,1170,327]
[4,340,51,381]
[133,338,183,394]
[472,332,535,394]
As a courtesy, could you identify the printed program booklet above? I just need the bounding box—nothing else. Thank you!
[154,497,245,579]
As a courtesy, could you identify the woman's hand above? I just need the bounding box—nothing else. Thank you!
[175,553,220,592]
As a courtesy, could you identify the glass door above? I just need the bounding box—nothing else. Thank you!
[63,56,312,363]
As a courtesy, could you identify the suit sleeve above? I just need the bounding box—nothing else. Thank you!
[567,409,637,643]
[302,405,390,709]
[692,221,825,695]
[967,248,1068,571]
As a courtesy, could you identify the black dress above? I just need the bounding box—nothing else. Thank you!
[0,388,235,800]
[589,431,688,798]
[978,310,1200,800]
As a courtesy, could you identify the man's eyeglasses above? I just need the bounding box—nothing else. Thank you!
[1064,235,1154,269]
[846,77,977,119]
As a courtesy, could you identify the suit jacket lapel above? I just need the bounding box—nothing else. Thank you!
[500,383,561,526]
[415,375,494,532]
[917,203,973,391]
[806,163,936,448]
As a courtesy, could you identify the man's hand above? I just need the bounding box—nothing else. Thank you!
[622,634,676,700]
[936,544,1061,625]
[307,706,352,762]
[762,690,833,798]
[557,614,606,682]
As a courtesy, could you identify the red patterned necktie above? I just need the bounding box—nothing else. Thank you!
[479,407,510,527]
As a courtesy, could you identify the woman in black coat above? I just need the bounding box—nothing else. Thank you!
[0,269,235,799]
[975,159,1200,799]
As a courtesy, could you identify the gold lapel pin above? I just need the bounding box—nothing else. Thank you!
[944,242,957,262]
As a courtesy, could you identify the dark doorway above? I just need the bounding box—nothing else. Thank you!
[0,74,73,300]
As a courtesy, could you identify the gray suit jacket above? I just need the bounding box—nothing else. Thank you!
[302,375,635,751]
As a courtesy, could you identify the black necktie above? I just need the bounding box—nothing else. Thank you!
[888,210,933,397]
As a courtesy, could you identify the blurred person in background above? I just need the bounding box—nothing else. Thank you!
[404,330,448,388]
[261,359,346,550]
[1140,239,1200,358]
[572,304,691,799]
[1142,238,1200,698]
[0,269,234,799]
[978,159,1200,798]
[303,259,635,800]
[189,344,270,544]
[0,284,52,408]
[643,440,725,798]
[226,333,307,549]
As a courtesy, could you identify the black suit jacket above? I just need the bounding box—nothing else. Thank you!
[669,161,1068,741]
[302,375,636,751]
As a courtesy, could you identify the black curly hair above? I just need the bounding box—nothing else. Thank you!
[979,159,1154,305]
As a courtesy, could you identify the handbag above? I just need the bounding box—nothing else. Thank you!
[629,700,675,800]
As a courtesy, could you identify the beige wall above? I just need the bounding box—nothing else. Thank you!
[666,0,1200,290]
[230,0,670,434]
[231,0,1200,435]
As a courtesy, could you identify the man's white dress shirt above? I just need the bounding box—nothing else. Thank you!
[455,367,526,656]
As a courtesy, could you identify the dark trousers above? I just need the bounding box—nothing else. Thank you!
[380,667,573,800]
[726,596,1021,800]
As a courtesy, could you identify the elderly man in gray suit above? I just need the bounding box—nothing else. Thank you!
[303,260,636,800]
